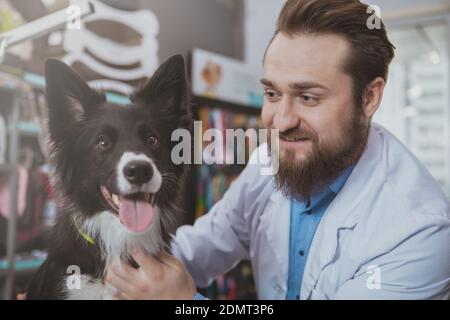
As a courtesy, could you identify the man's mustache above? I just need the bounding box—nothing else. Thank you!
[279,127,317,141]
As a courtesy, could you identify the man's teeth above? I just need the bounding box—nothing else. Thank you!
[284,137,307,142]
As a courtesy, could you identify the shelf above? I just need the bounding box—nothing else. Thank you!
[23,72,132,105]
[0,257,45,276]
[2,71,131,106]
[7,122,42,137]
[192,96,262,115]
[0,86,18,94]
[23,72,46,88]
[106,92,131,105]
[18,122,42,136]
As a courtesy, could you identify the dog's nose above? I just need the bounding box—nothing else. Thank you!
[123,161,153,185]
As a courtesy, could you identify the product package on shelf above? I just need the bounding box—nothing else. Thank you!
[195,105,262,300]
[195,106,262,218]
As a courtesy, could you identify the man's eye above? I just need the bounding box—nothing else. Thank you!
[96,135,112,152]
[264,89,279,100]
[301,95,319,104]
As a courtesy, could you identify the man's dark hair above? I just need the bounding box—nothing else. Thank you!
[267,0,396,106]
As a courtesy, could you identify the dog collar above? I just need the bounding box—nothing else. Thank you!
[72,216,95,246]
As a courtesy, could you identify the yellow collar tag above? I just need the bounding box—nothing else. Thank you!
[73,216,95,246]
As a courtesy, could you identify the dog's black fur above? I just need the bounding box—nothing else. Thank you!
[26,55,192,299]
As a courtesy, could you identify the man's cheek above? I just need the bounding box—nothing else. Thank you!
[261,106,273,129]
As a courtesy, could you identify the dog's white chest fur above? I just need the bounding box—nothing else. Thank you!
[64,209,164,300]
[65,275,117,300]
[81,209,164,260]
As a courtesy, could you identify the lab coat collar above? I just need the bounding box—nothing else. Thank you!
[260,187,291,299]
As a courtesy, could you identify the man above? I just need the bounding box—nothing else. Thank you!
[105,0,450,299]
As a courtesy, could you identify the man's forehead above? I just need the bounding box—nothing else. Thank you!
[264,32,350,76]
[263,33,351,90]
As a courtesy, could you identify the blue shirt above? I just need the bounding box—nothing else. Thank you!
[286,165,355,300]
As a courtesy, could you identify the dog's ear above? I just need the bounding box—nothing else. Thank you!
[131,54,189,115]
[45,59,105,143]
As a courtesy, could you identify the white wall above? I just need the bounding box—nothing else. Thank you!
[369,0,450,19]
[244,0,284,68]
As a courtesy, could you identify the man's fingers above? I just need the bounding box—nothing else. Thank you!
[17,293,27,300]
[105,265,135,295]
[110,259,138,283]
[132,250,183,272]
[157,251,183,272]
[131,249,163,270]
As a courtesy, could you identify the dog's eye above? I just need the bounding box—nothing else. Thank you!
[96,135,112,152]
[145,135,159,147]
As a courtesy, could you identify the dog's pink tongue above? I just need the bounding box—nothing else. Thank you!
[119,197,153,233]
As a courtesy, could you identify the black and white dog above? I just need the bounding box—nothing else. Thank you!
[26,55,192,299]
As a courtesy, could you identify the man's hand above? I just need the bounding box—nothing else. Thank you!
[17,293,27,300]
[105,250,196,300]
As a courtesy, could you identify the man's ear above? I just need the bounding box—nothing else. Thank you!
[131,54,190,115]
[45,59,105,143]
[362,77,385,119]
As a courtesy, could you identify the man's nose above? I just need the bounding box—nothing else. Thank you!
[272,96,300,132]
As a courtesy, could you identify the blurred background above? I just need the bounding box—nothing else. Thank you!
[0,0,448,300]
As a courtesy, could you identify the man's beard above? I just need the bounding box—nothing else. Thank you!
[268,108,369,199]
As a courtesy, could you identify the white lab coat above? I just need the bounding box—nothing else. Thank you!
[172,123,450,299]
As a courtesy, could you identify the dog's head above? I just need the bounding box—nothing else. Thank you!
[45,55,191,235]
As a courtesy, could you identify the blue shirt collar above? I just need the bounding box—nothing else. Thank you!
[329,164,355,194]
[293,164,355,212]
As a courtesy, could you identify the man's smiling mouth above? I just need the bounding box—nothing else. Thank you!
[281,136,310,142]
